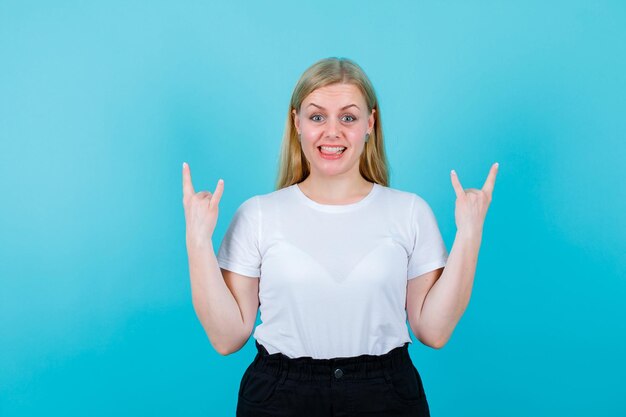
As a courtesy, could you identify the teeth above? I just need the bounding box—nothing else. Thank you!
[319,146,346,154]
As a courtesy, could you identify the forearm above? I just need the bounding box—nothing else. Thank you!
[186,240,246,354]
[415,229,482,347]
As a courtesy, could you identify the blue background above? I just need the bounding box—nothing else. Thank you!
[1,1,624,416]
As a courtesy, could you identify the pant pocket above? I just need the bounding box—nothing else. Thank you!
[411,364,428,400]
[385,364,425,406]
[239,366,282,405]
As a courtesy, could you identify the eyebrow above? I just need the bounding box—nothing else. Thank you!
[307,103,360,111]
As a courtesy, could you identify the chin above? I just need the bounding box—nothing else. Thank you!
[311,165,359,179]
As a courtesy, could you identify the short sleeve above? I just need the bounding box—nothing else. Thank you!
[216,196,261,278]
[407,195,449,280]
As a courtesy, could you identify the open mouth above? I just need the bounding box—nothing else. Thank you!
[318,146,346,155]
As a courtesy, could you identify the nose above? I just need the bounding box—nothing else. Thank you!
[325,118,340,139]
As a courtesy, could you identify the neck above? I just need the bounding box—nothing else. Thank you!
[298,173,373,205]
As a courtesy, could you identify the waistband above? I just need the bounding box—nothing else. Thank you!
[251,341,413,383]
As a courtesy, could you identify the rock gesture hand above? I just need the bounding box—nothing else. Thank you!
[450,162,499,236]
[182,162,224,247]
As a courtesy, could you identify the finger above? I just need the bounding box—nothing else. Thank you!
[481,162,499,195]
[182,162,195,198]
[450,169,465,198]
[210,179,224,209]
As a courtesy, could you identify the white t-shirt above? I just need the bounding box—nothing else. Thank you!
[216,182,449,359]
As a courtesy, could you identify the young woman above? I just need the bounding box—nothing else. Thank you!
[182,57,498,417]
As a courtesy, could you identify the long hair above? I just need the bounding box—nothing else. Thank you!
[275,57,389,189]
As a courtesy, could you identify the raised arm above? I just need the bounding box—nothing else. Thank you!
[408,163,499,348]
[182,162,256,355]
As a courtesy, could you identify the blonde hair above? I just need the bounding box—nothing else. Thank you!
[275,57,389,189]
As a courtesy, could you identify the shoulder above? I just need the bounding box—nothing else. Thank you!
[237,185,295,212]
[377,185,436,217]
[376,184,423,207]
[253,185,295,208]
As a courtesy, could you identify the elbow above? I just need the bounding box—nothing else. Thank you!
[425,338,448,350]
[415,330,450,350]
[211,334,249,356]
[216,346,235,356]
[213,341,238,356]
[209,339,241,356]
[213,340,231,356]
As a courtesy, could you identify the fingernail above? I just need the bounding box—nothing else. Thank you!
[183,162,187,168]
[495,162,499,168]
[451,169,456,175]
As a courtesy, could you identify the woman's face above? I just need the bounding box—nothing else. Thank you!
[292,83,375,181]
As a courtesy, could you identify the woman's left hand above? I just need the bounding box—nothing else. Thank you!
[450,162,499,236]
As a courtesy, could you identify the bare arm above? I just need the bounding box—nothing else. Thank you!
[408,163,498,348]
[182,162,258,356]
[408,230,481,348]
[186,240,251,355]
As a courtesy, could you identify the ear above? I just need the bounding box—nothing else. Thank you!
[368,108,376,133]
[292,108,300,134]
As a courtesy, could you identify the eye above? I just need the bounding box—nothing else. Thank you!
[342,115,357,122]
[311,114,324,122]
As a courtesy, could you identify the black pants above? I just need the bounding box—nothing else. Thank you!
[236,341,430,417]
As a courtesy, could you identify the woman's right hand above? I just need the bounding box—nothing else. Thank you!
[182,162,224,247]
